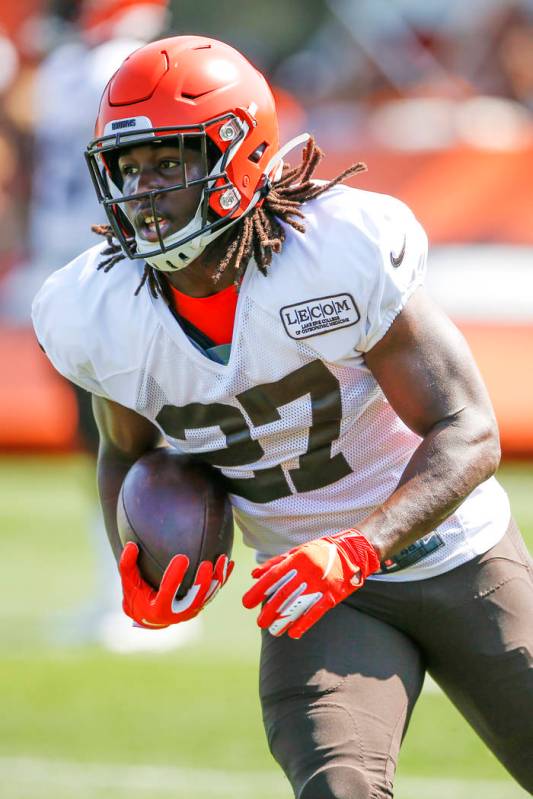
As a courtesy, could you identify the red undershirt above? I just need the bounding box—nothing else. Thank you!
[168,282,239,345]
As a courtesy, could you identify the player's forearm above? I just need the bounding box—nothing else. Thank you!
[91,396,164,563]
[357,410,501,561]
[96,447,138,563]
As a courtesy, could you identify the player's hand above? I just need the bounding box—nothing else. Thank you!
[242,530,380,639]
[119,541,234,629]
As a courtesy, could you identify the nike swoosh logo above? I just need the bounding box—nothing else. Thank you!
[390,235,406,268]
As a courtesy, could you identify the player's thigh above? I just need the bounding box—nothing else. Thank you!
[259,600,424,799]
[423,520,533,793]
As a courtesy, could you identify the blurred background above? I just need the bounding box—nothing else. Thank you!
[0,2,532,798]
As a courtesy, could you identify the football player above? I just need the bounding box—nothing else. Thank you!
[22,0,188,653]
[32,36,533,798]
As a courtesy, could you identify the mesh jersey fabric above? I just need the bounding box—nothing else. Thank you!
[32,185,510,581]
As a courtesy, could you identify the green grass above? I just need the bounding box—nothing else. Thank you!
[0,456,531,798]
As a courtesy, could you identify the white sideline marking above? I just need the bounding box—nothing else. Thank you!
[0,756,282,797]
[0,755,529,798]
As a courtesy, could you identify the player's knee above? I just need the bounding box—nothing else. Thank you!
[298,765,372,799]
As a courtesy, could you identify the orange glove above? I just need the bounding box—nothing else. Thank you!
[242,529,380,639]
[119,541,233,629]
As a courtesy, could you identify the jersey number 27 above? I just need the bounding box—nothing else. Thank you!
[156,359,353,504]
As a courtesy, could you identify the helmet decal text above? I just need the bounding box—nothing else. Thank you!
[104,116,153,136]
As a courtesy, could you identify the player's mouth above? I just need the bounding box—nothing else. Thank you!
[135,209,176,242]
[139,214,174,242]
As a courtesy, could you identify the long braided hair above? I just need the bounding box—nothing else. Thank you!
[92,138,366,298]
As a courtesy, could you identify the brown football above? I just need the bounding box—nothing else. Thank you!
[117,448,234,596]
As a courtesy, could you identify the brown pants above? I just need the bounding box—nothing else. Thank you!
[260,520,533,798]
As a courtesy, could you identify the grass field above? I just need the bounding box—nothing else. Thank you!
[1,456,531,799]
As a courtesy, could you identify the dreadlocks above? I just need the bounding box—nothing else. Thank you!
[92,138,366,298]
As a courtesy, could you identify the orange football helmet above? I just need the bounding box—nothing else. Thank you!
[86,35,306,270]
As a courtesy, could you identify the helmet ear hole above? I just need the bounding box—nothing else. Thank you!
[249,142,267,164]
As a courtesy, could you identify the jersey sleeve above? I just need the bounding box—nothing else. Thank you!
[356,197,428,353]
[31,251,110,398]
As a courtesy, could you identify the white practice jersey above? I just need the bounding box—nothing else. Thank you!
[32,186,510,581]
[30,37,143,268]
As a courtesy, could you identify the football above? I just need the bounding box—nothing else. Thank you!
[117,448,234,596]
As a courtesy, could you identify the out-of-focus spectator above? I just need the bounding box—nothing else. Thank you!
[270,0,533,245]
[1,0,203,653]
[497,7,533,109]
[1,0,170,321]
[275,0,532,104]
[0,29,23,283]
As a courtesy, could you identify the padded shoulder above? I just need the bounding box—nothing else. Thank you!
[31,243,156,396]
[249,185,428,360]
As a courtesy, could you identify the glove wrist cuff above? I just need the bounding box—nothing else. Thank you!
[329,529,381,582]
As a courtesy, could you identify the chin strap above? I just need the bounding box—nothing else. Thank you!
[143,131,312,273]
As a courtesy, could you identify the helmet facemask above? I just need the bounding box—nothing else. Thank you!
[86,112,263,271]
